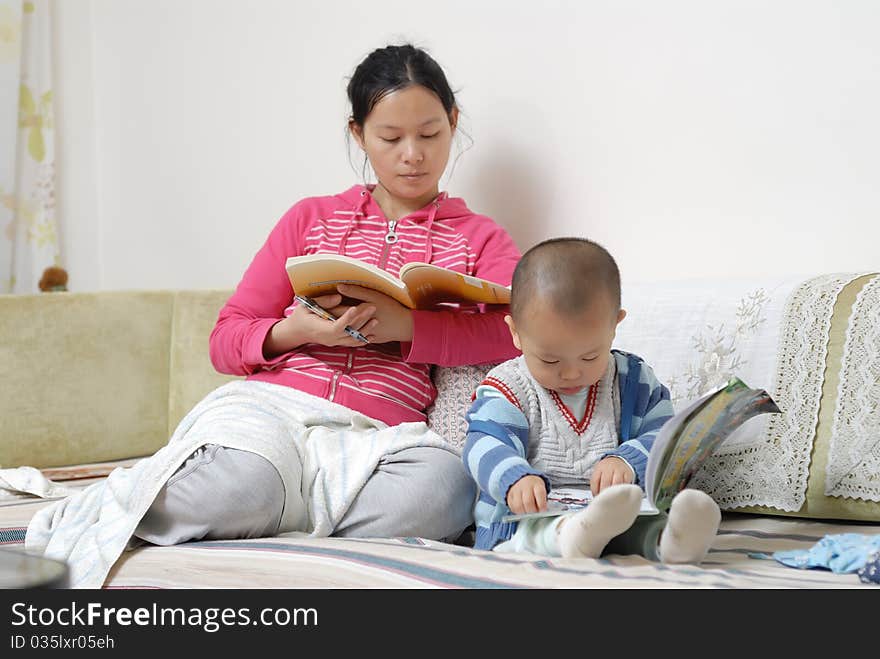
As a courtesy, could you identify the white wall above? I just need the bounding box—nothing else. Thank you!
[53,0,880,291]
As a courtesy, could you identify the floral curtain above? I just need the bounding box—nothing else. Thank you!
[0,0,58,294]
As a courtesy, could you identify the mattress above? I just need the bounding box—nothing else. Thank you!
[1,461,877,589]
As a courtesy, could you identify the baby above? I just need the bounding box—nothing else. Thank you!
[462,237,721,562]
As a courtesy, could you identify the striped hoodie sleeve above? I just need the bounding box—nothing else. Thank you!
[462,382,548,550]
[603,352,675,487]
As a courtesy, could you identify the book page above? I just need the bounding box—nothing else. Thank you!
[398,262,511,309]
[643,385,723,509]
[501,487,659,522]
[646,378,780,512]
[285,255,414,308]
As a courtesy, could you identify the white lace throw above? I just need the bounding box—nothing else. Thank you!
[616,273,870,512]
[825,274,880,501]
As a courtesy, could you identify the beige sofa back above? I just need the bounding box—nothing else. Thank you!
[0,290,237,469]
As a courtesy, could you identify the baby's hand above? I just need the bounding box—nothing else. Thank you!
[590,457,634,496]
[506,475,547,514]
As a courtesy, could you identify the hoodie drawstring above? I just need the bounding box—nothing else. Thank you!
[342,187,446,263]
[338,189,370,255]
[422,192,446,263]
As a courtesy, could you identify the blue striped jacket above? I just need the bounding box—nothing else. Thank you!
[462,350,674,550]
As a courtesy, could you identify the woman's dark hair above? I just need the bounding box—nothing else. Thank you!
[347,44,457,126]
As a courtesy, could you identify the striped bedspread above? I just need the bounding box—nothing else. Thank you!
[2,462,877,589]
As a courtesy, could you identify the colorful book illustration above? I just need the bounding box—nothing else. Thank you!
[285,254,510,310]
[503,377,781,522]
[502,488,659,522]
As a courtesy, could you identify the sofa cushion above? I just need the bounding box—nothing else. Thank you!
[167,290,239,436]
[732,273,880,521]
[0,291,175,468]
[426,364,496,454]
[616,272,880,522]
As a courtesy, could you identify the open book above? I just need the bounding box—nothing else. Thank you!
[502,487,659,522]
[285,254,510,310]
[503,377,781,522]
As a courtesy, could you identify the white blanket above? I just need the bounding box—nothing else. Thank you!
[0,466,77,500]
[24,380,452,588]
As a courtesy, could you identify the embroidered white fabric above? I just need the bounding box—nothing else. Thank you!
[825,274,880,501]
[692,273,867,511]
[426,364,495,454]
[614,274,797,509]
[614,275,800,414]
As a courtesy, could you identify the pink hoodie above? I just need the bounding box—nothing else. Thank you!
[209,184,522,426]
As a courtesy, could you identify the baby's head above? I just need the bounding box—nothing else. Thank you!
[506,237,626,395]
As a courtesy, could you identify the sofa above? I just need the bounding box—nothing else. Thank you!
[2,274,879,588]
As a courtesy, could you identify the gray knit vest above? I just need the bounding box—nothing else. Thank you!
[484,355,620,487]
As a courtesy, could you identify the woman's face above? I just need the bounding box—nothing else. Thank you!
[351,85,457,209]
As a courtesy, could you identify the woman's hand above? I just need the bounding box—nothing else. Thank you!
[263,293,378,358]
[334,284,414,344]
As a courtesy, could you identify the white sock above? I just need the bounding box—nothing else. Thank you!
[659,489,721,565]
[557,484,643,558]
[494,517,562,555]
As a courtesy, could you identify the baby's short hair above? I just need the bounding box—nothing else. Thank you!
[510,237,621,323]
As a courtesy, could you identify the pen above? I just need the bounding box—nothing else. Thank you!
[294,294,370,343]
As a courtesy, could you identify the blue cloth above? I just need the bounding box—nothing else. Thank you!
[770,533,880,575]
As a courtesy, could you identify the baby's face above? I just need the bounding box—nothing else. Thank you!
[506,297,625,396]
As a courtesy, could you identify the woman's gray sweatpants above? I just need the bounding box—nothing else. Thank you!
[134,444,475,546]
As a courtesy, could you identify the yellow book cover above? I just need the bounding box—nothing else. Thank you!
[285,254,511,310]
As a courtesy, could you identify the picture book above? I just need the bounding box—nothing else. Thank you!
[502,487,659,522]
[502,377,781,523]
[285,254,510,310]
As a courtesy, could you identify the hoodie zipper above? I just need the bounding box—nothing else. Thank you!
[328,350,355,402]
[378,220,398,269]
